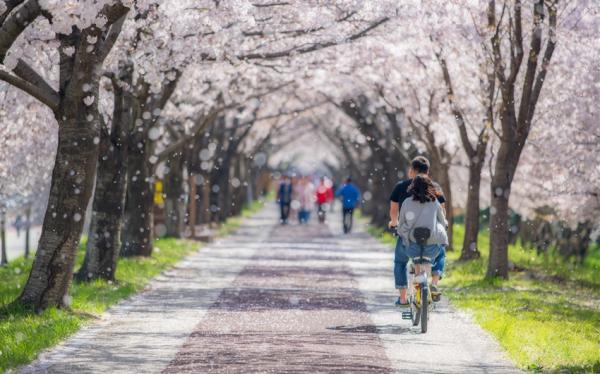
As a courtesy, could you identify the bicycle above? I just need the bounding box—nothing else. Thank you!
[390,227,436,334]
[317,203,327,223]
[342,208,353,233]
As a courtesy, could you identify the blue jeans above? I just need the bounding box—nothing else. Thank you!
[394,239,444,289]
[432,245,445,278]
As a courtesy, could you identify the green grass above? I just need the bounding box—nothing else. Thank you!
[367,223,600,373]
[0,198,266,373]
[0,238,198,373]
[216,197,266,236]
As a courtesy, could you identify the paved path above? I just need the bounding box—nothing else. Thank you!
[20,205,520,373]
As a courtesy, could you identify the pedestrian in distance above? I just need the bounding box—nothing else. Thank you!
[14,215,23,237]
[277,176,293,224]
[335,177,361,233]
[297,176,314,224]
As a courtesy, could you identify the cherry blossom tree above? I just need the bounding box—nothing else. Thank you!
[483,0,593,278]
[508,4,599,260]
[1,0,134,310]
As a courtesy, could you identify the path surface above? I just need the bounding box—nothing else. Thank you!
[20,205,520,373]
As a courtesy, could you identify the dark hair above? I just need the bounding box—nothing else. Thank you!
[408,175,438,203]
[411,156,430,174]
[346,177,352,183]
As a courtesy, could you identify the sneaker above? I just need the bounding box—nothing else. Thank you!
[431,285,441,302]
[395,298,410,308]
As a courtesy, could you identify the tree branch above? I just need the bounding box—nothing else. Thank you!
[0,67,59,110]
[435,51,475,157]
[0,0,26,25]
[203,16,389,62]
[528,1,557,124]
[0,0,42,62]
[12,58,58,100]
[156,109,220,163]
[96,12,128,62]
[507,0,524,85]
[517,0,545,131]
[251,1,290,7]
[242,10,356,38]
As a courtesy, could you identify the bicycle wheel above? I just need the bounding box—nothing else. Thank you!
[408,290,421,326]
[420,286,428,333]
[410,294,420,326]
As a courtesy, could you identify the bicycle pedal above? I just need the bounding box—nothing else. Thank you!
[401,311,412,320]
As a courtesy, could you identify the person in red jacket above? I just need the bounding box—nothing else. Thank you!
[315,177,334,223]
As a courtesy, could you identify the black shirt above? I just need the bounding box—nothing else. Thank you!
[389,179,446,205]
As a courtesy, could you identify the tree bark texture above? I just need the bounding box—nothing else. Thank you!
[24,205,31,259]
[0,208,7,266]
[163,151,185,238]
[76,66,132,281]
[121,134,154,257]
[460,162,484,260]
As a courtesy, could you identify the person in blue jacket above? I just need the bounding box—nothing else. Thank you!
[335,177,361,233]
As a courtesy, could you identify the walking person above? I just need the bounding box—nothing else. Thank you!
[298,176,315,224]
[335,177,361,234]
[14,215,23,237]
[277,176,293,224]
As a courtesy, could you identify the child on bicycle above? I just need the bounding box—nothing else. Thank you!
[390,175,448,307]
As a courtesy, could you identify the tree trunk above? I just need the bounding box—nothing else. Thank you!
[77,162,127,280]
[187,175,198,237]
[432,163,454,251]
[76,67,131,281]
[487,181,511,278]
[15,7,128,311]
[164,152,185,238]
[119,73,180,249]
[121,141,154,257]
[220,165,232,221]
[1,208,7,266]
[235,157,247,215]
[24,205,31,259]
[485,0,556,279]
[19,107,101,309]
[75,132,128,280]
[487,141,519,279]
[460,163,483,260]
[202,179,211,224]
[247,167,255,206]
[209,170,223,223]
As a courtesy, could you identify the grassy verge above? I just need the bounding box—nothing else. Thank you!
[216,197,266,237]
[367,223,600,373]
[0,238,198,373]
[0,198,266,373]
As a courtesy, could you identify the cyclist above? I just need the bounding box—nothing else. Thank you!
[389,157,447,306]
[335,177,361,233]
[315,177,334,223]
